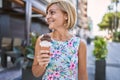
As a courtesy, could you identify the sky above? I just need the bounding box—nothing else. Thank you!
[87,0,111,36]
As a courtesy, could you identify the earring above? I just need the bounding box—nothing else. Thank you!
[65,17,68,20]
[64,23,67,27]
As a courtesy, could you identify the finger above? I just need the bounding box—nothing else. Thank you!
[37,53,50,59]
[37,52,50,57]
[41,58,50,62]
[37,56,50,62]
[38,63,44,66]
[38,60,49,65]
[38,60,49,66]
[41,54,50,57]
[37,57,50,62]
[39,62,49,67]
[40,50,50,53]
[44,64,48,67]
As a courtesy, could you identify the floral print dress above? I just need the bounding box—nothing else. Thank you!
[42,36,80,80]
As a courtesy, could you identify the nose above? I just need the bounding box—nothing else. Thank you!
[46,13,51,19]
[45,13,51,23]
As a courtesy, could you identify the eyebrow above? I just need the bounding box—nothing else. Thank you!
[49,9,57,12]
[46,9,57,14]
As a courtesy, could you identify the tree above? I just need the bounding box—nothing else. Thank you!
[98,12,113,32]
[98,12,120,33]
[111,0,119,32]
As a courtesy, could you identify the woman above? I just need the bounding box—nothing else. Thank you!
[32,0,88,80]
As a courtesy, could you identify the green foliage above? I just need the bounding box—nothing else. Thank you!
[98,12,120,30]
[116,12,120,18]
[17,32,39,69]
[98,21,110,30]
[24,46,34,56]
[93,36,108,60]
[98,12,114,30]
[113,31,120,42]
[111,0,119,3]
[22,32,39,57]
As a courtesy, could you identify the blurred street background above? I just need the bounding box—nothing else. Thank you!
[0,0,120,80]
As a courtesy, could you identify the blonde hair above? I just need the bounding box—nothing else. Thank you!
[46,0,77,30]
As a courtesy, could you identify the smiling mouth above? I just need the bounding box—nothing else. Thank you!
[46,19,54,24]
[48,21,54,25]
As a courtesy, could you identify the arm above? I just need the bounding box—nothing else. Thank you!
[78,40,88,80]
[32,36,47,77]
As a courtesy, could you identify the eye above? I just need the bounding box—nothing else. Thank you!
[46,11,48,15]
[50,11,55,15]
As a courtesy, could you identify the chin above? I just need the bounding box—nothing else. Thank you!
[48,26,53,30]
[48,25,54,30]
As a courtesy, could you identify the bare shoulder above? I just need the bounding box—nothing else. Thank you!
[79,40,86,49]
[78,40,87,55]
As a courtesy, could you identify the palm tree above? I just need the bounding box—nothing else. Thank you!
[111,0,119,32]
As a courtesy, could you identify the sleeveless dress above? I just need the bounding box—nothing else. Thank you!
[42,36,81,80]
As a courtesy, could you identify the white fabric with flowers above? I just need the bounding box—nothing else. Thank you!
[42,36,80,80]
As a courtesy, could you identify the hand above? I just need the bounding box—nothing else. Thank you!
[37,50,50,67]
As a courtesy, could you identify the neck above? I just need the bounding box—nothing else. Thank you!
[51,29,72,41]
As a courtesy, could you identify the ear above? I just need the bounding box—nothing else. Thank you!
[64,13,68,20]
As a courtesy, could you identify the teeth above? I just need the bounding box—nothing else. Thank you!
[47,19,54,24]
[49,22,52,25]
[49,21,54,24]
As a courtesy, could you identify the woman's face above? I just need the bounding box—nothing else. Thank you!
[46,4,67,30]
